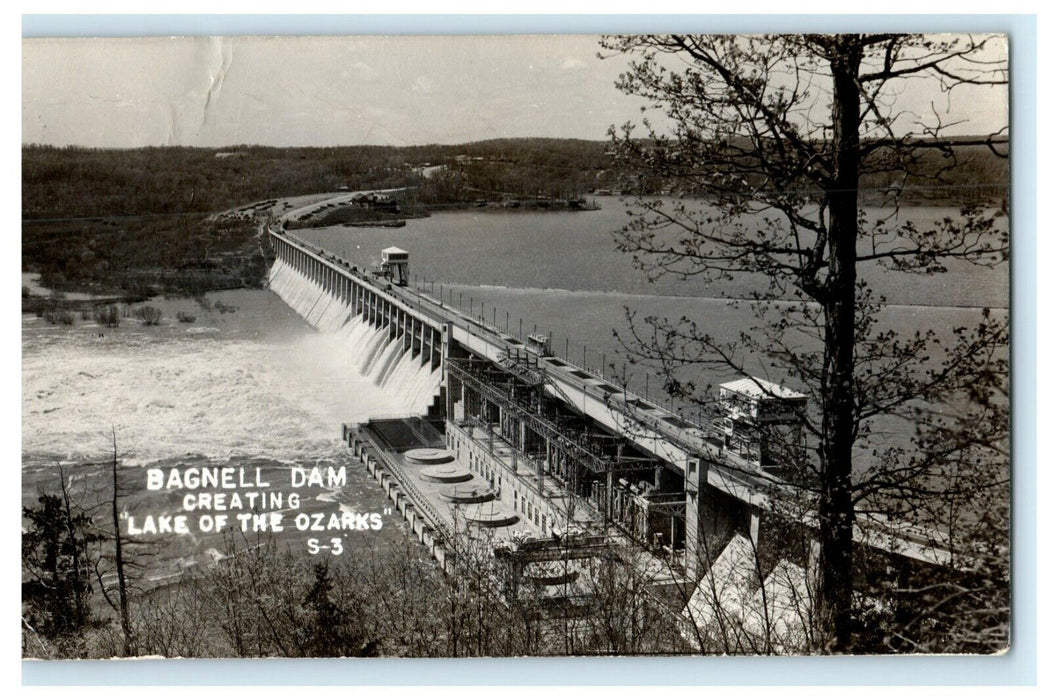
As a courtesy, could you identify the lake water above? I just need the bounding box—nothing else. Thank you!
[295,196,1008,309]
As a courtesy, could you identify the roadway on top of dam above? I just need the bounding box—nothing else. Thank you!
[279,188,404,224]
[267,192,952,566]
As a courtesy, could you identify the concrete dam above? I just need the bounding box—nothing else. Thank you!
[266,223,951,645]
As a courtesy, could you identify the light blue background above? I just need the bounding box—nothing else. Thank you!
[20,13,1037,686]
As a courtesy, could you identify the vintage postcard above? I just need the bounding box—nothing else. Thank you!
[21,33,1010,661]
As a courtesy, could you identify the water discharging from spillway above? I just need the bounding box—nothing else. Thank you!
[267,257,442,415]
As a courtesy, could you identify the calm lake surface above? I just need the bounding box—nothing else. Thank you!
[296,196,1008,309]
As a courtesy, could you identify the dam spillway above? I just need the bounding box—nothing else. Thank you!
[267,252,443,415]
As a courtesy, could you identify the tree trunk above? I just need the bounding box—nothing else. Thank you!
[56,464,86,628]
[818,39,862,653]
[110,432,133,656]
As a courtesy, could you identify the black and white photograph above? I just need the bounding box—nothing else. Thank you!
[20,29,1013,662]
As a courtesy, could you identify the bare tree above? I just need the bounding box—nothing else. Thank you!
[600,33,1009,652]
[108,431,133,655]
[77,433,166,657]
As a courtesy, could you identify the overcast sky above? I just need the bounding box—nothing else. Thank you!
[22,35,1009,148]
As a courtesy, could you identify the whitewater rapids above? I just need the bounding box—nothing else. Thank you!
[22,259,441,469]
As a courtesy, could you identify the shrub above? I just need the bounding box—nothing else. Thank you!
[94,305,120,328]
[44,310,75,325]
[175,311,196,323]
[134,305,163,326]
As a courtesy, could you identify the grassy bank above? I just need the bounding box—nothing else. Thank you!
[22,213,270,299]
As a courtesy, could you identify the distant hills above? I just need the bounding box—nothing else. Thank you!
[20,138,1009,300]
[23,137,1008,221]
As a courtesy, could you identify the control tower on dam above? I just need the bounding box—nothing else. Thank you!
[266,223,953,642]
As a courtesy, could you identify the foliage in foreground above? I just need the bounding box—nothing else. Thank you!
[602,33,1010,652]
[22,472,1008,659]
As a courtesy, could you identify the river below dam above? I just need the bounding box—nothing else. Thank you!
[21,199,1008,581]
[21,288,426,580]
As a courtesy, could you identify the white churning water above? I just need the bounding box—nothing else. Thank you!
[268,257,442,415]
